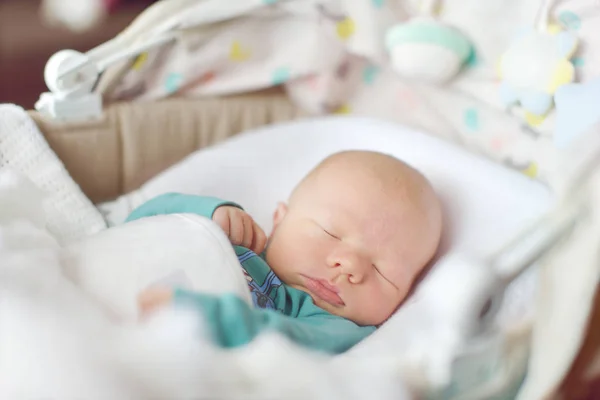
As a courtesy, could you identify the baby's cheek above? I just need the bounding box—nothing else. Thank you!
[377,282,406,314]
[361,285,395,312]
[271,233,314,274]
[395,267,419,297]
[354,294,397,325]
[295,235,327,262]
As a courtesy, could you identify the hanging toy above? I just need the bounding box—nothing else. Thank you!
[497,0,578,119]
[384,0,473,84]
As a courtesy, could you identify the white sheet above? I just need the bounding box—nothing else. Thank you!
[100,116,553,396]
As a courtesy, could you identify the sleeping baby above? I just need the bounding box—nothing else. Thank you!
[128,150,443,354]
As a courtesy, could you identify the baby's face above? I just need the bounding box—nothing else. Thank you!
[265,153,441,326]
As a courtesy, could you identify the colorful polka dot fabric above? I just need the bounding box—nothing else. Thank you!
[463,108,480,132]
[164,73,184,94]
[558,10,582,30]
[362,65,379,84]
[271,67,291,85]
[107,0,600,187]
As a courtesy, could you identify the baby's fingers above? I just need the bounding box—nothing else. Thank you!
[250,223,267,254]
[212,207,232,235]
[138,287,173,317]
[240,213,255,250]
[227,210,246,246]
[213,207,264,252]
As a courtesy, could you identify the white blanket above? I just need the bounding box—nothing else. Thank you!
[63,213,254,322]
[0,169,410,400]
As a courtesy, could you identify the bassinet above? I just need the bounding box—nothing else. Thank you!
[21,0,600,398]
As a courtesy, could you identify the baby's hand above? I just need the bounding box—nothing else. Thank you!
[212,206,267,254]
[138,287,173,317]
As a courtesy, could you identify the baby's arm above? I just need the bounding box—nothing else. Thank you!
[138,287,375,354]
[126,193,266,253]
[126,193,240,222]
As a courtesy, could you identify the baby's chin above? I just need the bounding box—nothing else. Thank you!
[315,299,392,327]
[343,310,391,327]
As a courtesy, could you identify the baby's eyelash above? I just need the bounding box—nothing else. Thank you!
[323,229,339,240]
[373,264,399,289]
[372,264,382,275]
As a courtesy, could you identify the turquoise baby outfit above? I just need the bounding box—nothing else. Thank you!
[126,193,375,354]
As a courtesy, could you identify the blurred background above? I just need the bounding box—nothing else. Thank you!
[0,0,155,109]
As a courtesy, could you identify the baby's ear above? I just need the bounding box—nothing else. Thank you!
[272,202,288,228]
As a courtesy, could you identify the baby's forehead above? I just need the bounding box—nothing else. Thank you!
[320,196,415,241]
[314,172,416,212]
[296,155,429,224]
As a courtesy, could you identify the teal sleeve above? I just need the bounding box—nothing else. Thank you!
[173,289,376,354]
[126,192,243,222]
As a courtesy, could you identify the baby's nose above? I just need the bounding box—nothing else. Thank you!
[331,252,370,284]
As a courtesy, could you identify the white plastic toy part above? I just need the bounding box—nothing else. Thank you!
[35,50,103,121]
[35,91,103,122]
[35,32,176,121]
[44,50,99,96]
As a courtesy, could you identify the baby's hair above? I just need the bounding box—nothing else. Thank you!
[293,150,413,192]
[295,150,433,203]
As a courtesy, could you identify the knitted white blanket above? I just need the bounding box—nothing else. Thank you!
[0,104,106,243]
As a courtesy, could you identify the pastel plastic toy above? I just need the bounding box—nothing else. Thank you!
[498,29,578,117]
[497,0,578,117]
[554,77,600,148]
[385,17,473,84]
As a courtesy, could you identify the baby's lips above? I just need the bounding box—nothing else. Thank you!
[303,276,345,307]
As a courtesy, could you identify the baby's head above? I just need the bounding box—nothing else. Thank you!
[265,150,443,326]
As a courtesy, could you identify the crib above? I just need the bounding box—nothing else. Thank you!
[9,0,600,398]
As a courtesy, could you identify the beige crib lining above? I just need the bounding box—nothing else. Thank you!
[29,89,304,203]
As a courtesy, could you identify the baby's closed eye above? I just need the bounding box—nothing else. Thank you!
[373,263,400,290]
[311,219,340,240]
[323,228,340,240]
